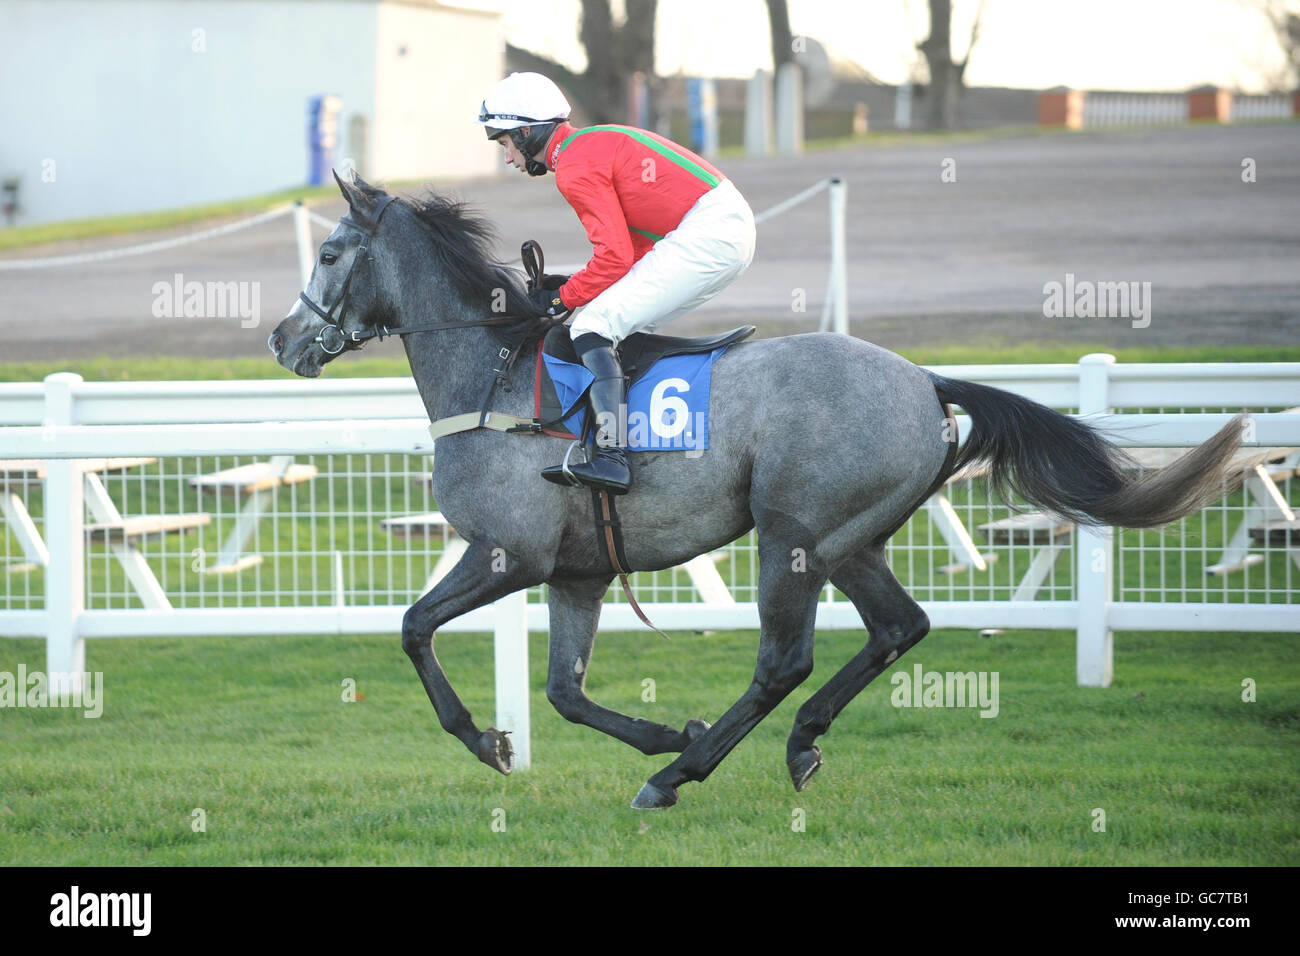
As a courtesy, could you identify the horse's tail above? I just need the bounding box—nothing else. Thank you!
[928,373,1244,528]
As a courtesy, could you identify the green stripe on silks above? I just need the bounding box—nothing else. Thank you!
[558,125,722,188]
[629,226,665,242]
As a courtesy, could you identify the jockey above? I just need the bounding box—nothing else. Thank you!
[477,72,757,495]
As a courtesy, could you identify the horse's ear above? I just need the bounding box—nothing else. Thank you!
[333,168,361,206]
[333,168,387,222]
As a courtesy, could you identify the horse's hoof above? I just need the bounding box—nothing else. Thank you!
[788,746,822,792]
[630,781,679,810]
[476,728,514,775]
[683,718,711,743]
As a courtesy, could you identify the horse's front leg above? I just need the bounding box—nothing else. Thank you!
[401,538,546,774]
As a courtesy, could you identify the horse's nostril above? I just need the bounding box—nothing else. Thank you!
[269,333,283,356]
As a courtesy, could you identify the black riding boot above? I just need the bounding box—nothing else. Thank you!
[542,334,632,494]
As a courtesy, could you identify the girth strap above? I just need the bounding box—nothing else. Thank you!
[427,412,541,441]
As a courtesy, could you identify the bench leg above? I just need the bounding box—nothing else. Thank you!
[2,492,50,568]
[1207,467,1292,575]
[925,493,988,573]
[208,488,274,573]
[204,456,294,573]
[680,553,734,604]
[1011,539,1071,601]
[424,536,469,594]
[82,471,174,609]
[110,542,172,609]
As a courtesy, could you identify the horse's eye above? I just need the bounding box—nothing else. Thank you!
[320,252,337,266]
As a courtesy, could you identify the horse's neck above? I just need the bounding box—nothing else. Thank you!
[388,242,533,426]
[400,312,534,425]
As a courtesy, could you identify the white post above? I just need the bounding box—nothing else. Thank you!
[493,589,531,770]
[894,80,913,130]
[293,201,314,290]
[1076,353,1116,687]
[774,62,804,155]
[744,69,773,157]
[333,550,345,607]
[699,78,720,158]
[828,177,848,335]
[43,373,85,699]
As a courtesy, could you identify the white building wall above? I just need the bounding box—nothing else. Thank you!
[0,0,502,227]
[372,2,503,182]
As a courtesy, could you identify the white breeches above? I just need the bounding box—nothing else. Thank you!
[569,178,757,345]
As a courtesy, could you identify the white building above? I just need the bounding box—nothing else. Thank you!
[0,0,505,226]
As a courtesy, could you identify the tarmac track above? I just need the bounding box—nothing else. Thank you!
[0,122,1296,363]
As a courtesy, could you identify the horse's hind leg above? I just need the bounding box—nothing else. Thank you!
[546,576,710,754]
[631,537,825,809]
[786,546,929,792]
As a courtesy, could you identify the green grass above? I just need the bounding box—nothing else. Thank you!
[0,176,446,253]
[2,343,1297,387]
[0,626,1295,865]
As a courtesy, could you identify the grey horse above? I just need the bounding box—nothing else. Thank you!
[270,174,1243,809]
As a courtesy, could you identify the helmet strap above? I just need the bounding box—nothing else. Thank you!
[509,127,552,177]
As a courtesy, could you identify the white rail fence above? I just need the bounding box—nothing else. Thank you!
[1082,93,1188,127]
[2,357,1298,767]
[1230,93,1295,122]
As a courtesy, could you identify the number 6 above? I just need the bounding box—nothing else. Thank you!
[649,377,689,440]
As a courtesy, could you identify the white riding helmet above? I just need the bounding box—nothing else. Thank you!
[477,72,571,175]
[477,72,571,132]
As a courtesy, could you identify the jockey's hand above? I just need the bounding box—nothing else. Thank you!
[538,273,570,291]
[526,285,570,318]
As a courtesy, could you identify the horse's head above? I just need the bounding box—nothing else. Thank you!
[270,171,400,377]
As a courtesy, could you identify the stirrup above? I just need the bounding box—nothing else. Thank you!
[541,440,586,487]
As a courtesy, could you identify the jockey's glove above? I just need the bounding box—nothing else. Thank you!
[527,285,571,318]
[538,273,571,291]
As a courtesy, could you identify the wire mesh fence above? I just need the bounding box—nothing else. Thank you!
[3,435,1295,615]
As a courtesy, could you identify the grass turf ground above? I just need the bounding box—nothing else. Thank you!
[1,625,1296,866]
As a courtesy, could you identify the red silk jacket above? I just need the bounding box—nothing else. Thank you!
[543,122,726,310]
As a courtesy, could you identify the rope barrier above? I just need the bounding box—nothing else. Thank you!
[0,205,296,271]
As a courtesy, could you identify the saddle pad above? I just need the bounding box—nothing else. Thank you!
[536,346,730,452]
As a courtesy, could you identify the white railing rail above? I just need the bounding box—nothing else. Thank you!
[1083,93,1188,127]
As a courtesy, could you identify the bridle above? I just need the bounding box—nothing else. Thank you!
[297,194,399,355]
[297,193,529,355]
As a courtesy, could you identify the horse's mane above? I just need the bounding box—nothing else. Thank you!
[399,189,534,316]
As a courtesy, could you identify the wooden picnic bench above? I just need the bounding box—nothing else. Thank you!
[189,456,318,573]
[1,457,209,608]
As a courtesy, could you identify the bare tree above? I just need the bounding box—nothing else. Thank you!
[1253,0,1300,90]
[768,0,794,69]
[579,0,622,123]
[507,0,659,126]
[916,0,986,130]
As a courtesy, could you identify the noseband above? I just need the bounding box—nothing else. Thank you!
[297,194,398,355]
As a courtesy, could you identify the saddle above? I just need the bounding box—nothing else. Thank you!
[543,324,756,385]
[537,324,756,438]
